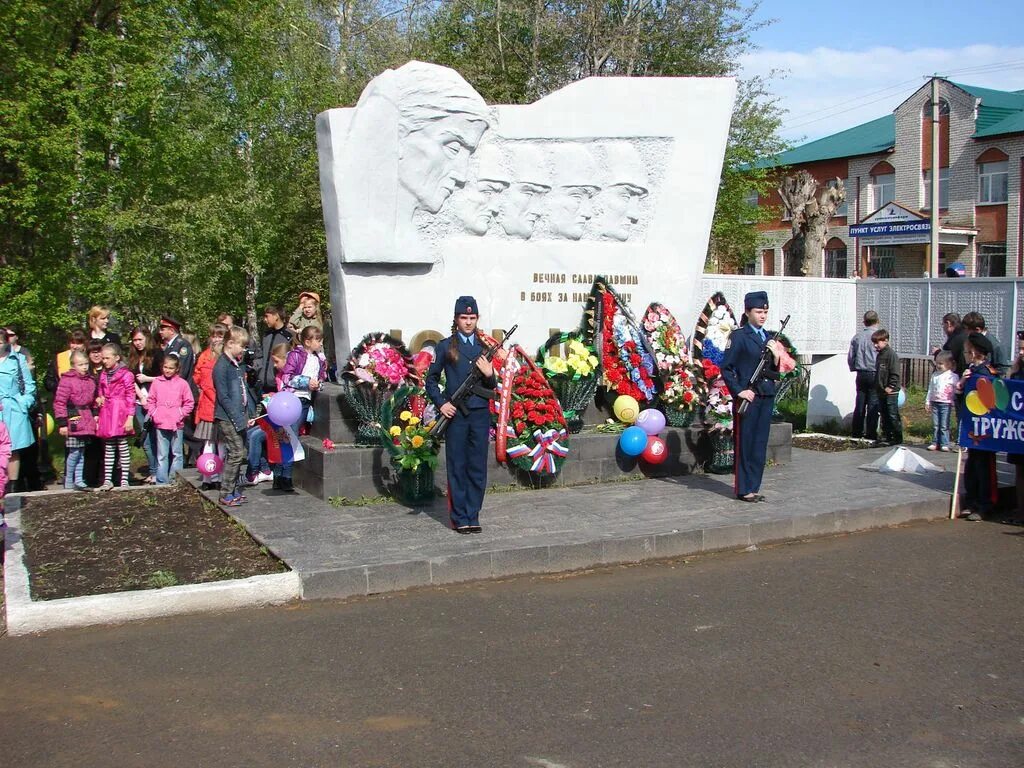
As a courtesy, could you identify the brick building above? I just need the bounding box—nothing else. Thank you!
[750,77,1024,279]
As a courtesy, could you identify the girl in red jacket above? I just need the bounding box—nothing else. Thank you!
[193,323,227,490]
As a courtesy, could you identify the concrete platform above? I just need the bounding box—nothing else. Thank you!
[192,445,973,601]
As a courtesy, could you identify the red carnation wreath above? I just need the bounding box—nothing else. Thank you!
[492,346,570,475]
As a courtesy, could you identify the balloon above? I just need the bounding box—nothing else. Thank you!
[976,377,995,410]
[635,408,666,436]
[896,388,906,408]
[641,435,668,464]
[965,390,987,416]
[613,395,640,423]
[45,413,55,436]
[994,378,1010,411]
[196,453,224,477]
[619,425,647,456]
[267,391,302,426]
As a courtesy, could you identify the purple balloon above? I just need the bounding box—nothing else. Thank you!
[267,391,302,426]
[635,408,666,436]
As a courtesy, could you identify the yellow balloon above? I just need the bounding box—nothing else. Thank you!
[965,390,987,416]
[613,395,640,423]
[45,413,55,436]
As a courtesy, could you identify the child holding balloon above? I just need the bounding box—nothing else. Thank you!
[145,355,195,484]
[281,326,327,433]
[213,327,258,507]
[194,323,227,491]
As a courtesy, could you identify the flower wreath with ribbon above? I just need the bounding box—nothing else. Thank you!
[583,277,657,403]
[492,346,570,475]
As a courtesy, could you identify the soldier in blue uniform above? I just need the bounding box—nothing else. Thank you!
[721,291,782,503]
[425,296,497,534]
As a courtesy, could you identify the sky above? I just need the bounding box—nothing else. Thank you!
[741,0,1024,144]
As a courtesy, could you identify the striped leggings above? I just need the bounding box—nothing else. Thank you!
[104,437,131,486]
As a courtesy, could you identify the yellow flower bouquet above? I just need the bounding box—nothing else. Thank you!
[379,386,440,504]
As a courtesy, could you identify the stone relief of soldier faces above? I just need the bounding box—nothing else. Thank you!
[442,139,652,242]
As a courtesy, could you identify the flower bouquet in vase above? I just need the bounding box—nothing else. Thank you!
[342,332,417,445]
[493,346,570,477]
[379,385,440,505]
[537,332,599,433]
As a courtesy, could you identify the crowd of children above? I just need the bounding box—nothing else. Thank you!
[857,310,1019,523]
[0,293,327,508]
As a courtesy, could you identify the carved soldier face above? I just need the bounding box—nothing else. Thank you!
[398,116,489,214]
[547,185,599,240]
[456,178,510,235]
[500,182,550,239]
[594,183,647,241]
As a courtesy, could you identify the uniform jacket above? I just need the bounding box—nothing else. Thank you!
[53,370,97,437]
[875,345,901,395]
[281,347,327,390]
[425,335,497,411]
[0,351,37,451]
[721,323,780,400]
[847,325,878,373]
[146,374,196,430]
[159,334,196,384]
[213,354,256,432]
[96,365,137,438]
[193,347,219,424]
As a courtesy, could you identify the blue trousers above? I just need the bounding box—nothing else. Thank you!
[734,395,773,497]
[155,428,184,484]
[444,407,490,528]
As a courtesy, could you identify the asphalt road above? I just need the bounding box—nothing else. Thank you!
[2,520,1023,768]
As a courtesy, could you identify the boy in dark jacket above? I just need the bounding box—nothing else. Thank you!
[872,329,902,445]
[213,327,257,506]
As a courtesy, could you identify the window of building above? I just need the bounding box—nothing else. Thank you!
[922,168,949,210]
[740,259,756,275]
[872,247,896,278]
[977,243,1007,277]
[870,173,895,209]
[826,179,848,217]
[824,240,847,278]
[744,188,759,208]
[978,161,1008,204]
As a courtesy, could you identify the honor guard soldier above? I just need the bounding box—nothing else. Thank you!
[721,291,782,503]
[425,296,497,534]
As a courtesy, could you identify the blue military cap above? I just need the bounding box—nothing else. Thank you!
[744,291,769,311]
[454,295,479,316]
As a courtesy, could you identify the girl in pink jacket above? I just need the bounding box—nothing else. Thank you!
[96,343,137,490]
[145,355,195,484]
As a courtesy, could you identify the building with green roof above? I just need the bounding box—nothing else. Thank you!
[747,77,1023,279]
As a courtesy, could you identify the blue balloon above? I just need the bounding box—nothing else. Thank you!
[267,391,302,426]
[897,388,906,408]
[619,425,648,456]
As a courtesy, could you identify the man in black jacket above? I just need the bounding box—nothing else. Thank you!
[253,305,294,394]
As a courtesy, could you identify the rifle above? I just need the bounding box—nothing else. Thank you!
[429,324,518,438]
[737,314,791,416]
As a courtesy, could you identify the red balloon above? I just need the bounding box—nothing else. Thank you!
[642,435,668,464]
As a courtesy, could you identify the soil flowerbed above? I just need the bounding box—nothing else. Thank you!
[18,483,287,601]
[792,433,879,452]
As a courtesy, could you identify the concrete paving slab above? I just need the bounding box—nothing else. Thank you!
[178,444,974,600]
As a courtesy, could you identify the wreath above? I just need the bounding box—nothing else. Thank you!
[493,346,570,475]
[581,277,656,403]
[341,332,417,444]
[536,331,599,433]
[692,293,737,433]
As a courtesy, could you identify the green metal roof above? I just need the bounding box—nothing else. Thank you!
[952,82,1024,138]
[976,110,1024,138]
[755,115,894,169]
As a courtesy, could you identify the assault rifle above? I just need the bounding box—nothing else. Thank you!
[429,324,518,438]
[737,314,791,416]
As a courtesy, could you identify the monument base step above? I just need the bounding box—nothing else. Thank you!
[294,421,792,502]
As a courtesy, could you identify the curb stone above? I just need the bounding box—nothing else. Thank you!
[2,496,302,636]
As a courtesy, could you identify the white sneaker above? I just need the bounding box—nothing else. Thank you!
[96,481,114,492]
[256,471,274,484]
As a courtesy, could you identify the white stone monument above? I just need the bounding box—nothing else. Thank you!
[317,61,736,357]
